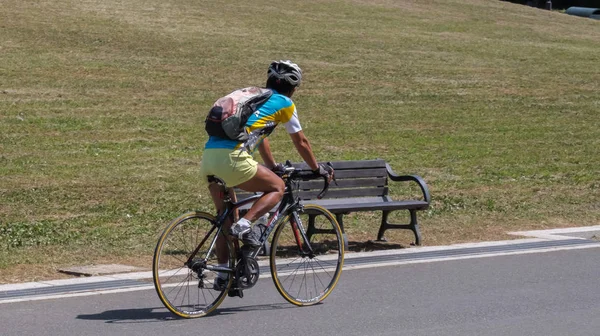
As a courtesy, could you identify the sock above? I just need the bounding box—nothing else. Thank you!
[235,217,252,229]
[217,263,228,280]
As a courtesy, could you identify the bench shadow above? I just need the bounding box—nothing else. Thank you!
[76,303,295,323]
[346,240,407,252]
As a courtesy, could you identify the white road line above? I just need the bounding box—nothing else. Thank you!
[343,242,600,271]
[0,285,157,304]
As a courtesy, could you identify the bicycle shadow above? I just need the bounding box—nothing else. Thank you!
[210,302,298,316]
[76,307,177,323]
[76,303,296,323]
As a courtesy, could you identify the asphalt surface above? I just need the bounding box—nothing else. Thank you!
[1,246,599,336]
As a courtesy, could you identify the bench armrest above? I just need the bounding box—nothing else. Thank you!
[385,163,431,204]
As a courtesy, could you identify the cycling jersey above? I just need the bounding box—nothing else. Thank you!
[204,90,302,153]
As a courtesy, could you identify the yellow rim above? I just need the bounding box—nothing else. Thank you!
[152,211,233,318]
[270,204,345,306]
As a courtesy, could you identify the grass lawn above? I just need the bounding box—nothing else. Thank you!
[1,0,599,283]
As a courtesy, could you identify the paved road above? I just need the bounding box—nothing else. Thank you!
[1,247,599,336]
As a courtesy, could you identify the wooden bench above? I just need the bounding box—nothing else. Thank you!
[236,159,431,248]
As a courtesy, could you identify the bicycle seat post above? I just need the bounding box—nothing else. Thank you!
[220,185,232,203]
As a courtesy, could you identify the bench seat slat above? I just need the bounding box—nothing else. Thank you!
[321,168,387,179]
[298,177,386,190]
[299,187,388,200]
[308,198,430,212]
[237,181,387,199]
[235,197,428,213]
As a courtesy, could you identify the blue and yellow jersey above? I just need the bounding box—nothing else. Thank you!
[204,90,297,152]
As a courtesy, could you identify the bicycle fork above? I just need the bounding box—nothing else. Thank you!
[289,211,316,258]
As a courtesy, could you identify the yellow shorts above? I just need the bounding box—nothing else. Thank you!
[200,148,258,187]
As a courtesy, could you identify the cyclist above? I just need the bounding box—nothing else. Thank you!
[200,60,334,287]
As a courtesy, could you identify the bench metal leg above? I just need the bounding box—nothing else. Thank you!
[377,211,390,242]
[306,214,316,241]
[377,210,422,246]
[305,213,348,251]
[408,210,422,246]
[335,214,349,251]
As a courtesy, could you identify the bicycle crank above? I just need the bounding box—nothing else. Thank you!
[235,257,260,289]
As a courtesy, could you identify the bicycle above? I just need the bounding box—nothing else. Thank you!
[152,161,345,318]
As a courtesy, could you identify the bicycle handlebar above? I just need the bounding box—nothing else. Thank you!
[281,161,335,200]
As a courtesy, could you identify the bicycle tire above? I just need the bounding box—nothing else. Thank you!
[152,211,234,318]
[270,204,344,306]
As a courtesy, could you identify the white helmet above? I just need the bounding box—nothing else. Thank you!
[267,60,302,87]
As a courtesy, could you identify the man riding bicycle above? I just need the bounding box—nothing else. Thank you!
[200,60,334,287]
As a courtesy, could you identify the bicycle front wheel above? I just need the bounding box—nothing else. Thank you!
[270,204,344,306]
[152,211,234,318]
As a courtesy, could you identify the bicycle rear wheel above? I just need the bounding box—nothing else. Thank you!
[270,204,344,306]
[153,211,234,318]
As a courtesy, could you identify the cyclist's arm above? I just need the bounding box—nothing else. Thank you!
[289,131,319,171]
[258,139,277,169]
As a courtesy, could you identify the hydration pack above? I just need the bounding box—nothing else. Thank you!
[205,87,273,142]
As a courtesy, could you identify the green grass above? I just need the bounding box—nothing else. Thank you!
[1,0,599,283]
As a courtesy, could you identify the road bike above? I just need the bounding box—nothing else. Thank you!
[152,162,345,318]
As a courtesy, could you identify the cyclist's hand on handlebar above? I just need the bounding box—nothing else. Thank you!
[312,164,334,183]
[271,163,286,175]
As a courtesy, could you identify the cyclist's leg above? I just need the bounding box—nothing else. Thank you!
[202,148,241,264]
[207,183,236,264]
[236,165,285,222]
[201,148,281,245]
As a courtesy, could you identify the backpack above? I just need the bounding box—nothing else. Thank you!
[205,87,273,142]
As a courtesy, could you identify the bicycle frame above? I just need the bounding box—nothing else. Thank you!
[186,172,315,277]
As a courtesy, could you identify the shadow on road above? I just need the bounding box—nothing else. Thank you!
[76,303,296,323]
[347,240,406,252]
[208,302,297,316]
[77,307,176,323]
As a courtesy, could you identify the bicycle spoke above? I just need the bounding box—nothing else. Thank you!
[270,205,344,306]
[282,260,304,288]
[153,212,233,318]
[311,258,335,277]
[163,253,187,266]
[308,260,327,288]
[170,276,189,307]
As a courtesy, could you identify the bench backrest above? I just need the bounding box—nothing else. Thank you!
[293,159,389,201]
[235,159,389,201]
